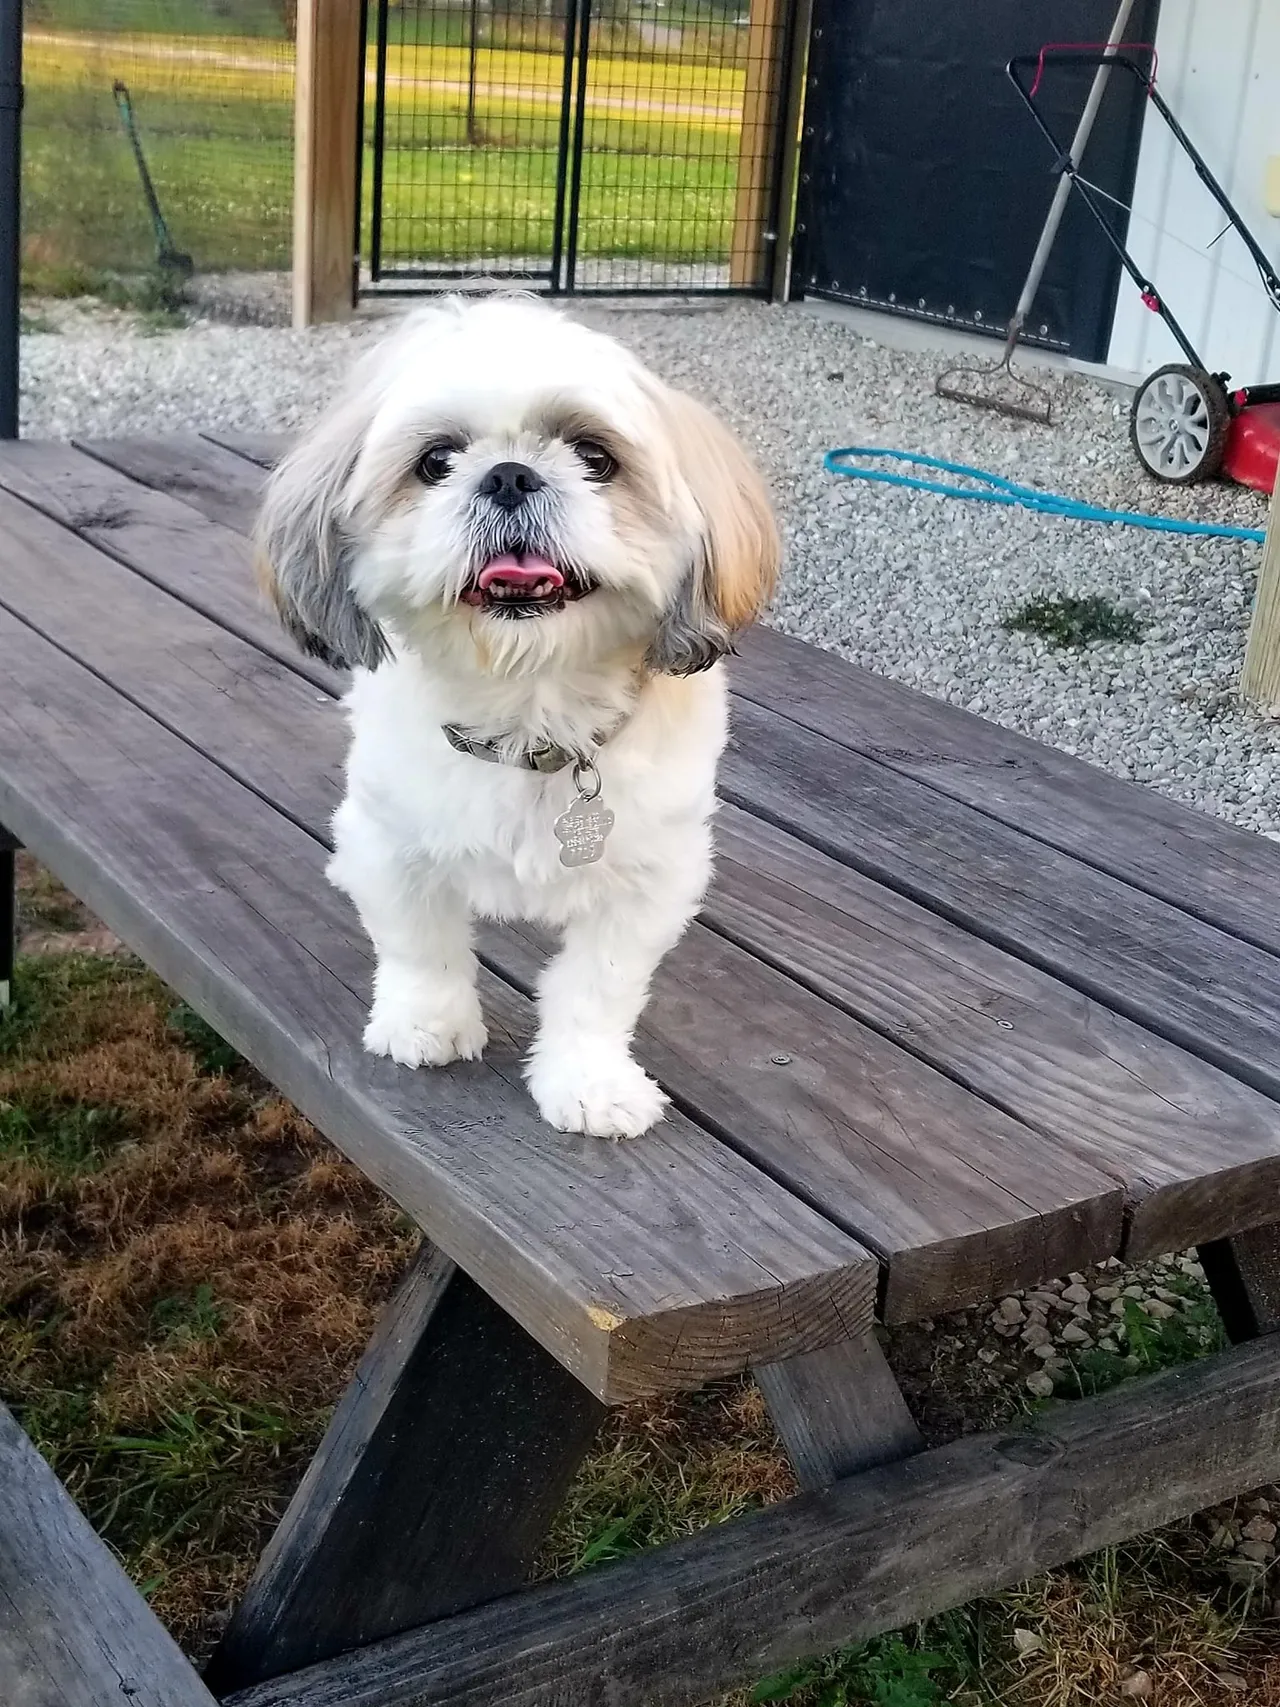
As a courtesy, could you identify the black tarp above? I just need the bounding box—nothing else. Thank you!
[797,0,1161,359]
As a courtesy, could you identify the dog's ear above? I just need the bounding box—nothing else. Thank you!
[645,386,779,677]
[255,389,390,673]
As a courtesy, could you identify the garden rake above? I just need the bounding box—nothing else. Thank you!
[934,0,1135,426]
[112,80,193,284]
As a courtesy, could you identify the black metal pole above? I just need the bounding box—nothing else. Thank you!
[0,0,21,441]
[548,0,580,293]
[369,0,389,280]
[562,0,591,294]
[0,828,16,1014]
[466,0,479,146]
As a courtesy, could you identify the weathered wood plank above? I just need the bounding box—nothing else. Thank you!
[0,440,340,695]
[0,488,346,832]
[0,490,1128,1317]
[488,919,1122,1319]
[1201,1223,1280,1341]
[0,604,875,1402]
[9,459,1279,1276]
[727,0,786,289]
[1241,465,1280,708]
[223,1336,1280,1707]
[0,1400,218,1707]
[755,1337,923,1488]
[707,805,1280,1263]
[205,1244,605,1692]
[61,439,1280,980]
[79,435,272,536]
[201,430,288,471]
[721,698,1280,1105]
[8,440,1280,1300]
[292,0,362,325]
[734,625,1280,959]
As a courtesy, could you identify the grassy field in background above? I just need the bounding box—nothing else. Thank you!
[20,24,744,290]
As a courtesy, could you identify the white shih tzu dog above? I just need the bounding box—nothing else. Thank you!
[257,294,778,1138]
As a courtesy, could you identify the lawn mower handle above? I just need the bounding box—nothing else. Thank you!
[1008,51,1280,376]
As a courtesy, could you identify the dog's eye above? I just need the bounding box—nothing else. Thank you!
[415,443,456,484]
[571,439,617,482]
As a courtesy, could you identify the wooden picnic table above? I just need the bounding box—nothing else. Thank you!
[0,431,1278,1707]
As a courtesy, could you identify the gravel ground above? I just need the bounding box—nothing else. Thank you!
[889,1251,1280,1586]
[18,294,1280,833]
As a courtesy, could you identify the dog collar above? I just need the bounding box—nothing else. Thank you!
[441,717,631,773]
[441,724,589,773]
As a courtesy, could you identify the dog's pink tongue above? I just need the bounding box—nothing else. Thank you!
[478,552,564,591]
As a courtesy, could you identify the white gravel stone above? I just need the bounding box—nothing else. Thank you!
[17,298,1280,836]
[1144,1299,1178,1319]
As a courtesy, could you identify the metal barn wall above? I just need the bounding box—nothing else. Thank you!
[1106,0,1280,383]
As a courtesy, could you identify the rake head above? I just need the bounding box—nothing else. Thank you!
[935,355,1055,426]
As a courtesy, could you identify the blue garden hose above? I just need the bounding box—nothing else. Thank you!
[824,447,1266,543]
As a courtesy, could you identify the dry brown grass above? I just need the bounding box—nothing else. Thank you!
[3,859,1279,1696]
[1,908,414,1652]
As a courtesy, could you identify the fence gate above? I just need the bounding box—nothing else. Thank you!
[365,0,795,295]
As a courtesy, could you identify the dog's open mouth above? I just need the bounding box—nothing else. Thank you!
[461,551,593,619]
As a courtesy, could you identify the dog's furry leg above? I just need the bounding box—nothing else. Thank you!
[525,865,706,1140]
[328,811,487,1069]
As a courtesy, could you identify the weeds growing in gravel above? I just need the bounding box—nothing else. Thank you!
[1004,594,1143,649]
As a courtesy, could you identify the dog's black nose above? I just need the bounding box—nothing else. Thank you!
[479,461,545,510]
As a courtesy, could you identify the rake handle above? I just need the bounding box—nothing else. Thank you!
[1004,0,1137,352]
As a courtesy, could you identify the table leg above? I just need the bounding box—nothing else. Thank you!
[1200,1224,1280,1341]
[0,825,17,1013]
[204,1241,606,1694]
[756,1333,923,1489]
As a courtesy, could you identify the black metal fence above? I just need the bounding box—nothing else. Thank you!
[365,0,794,295]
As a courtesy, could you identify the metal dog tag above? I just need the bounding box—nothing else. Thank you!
[554,759,614,867]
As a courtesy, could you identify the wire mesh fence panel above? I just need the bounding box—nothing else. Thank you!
[367,0,791,294]
[21,0,294,298]
[369,0,577,284]
[568,0,786,292]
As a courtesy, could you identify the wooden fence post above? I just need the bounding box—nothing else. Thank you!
[728,0,787,291]
[769,0,811,303]
[1241,465,1280,708]
[293,0,363,328]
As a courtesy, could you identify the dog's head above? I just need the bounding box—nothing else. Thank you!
[256,295,778,677]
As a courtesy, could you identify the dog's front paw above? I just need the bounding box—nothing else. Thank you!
[364,992,488,1068]
[526,1045,667,1139]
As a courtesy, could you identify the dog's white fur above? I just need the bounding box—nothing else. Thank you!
[257,295,777,1138]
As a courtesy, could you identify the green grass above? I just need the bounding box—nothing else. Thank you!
[0,953,145,1057]
[167,1003,244,1076]
[1062,1293,1226,1401]
[1004,594,1144,649]
[23,1380,297,1564]
[20,23,744,288]
[753,1635,957,1707]
[26,0,289,35]
[151,1284,227,1344]
[0,1096,133,1172]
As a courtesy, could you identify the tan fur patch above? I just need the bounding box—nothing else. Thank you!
[654,387,780,633]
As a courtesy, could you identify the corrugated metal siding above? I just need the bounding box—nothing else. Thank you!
[1105,0,1280,383]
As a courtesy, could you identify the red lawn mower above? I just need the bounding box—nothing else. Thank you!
[1009,49,1280,494]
